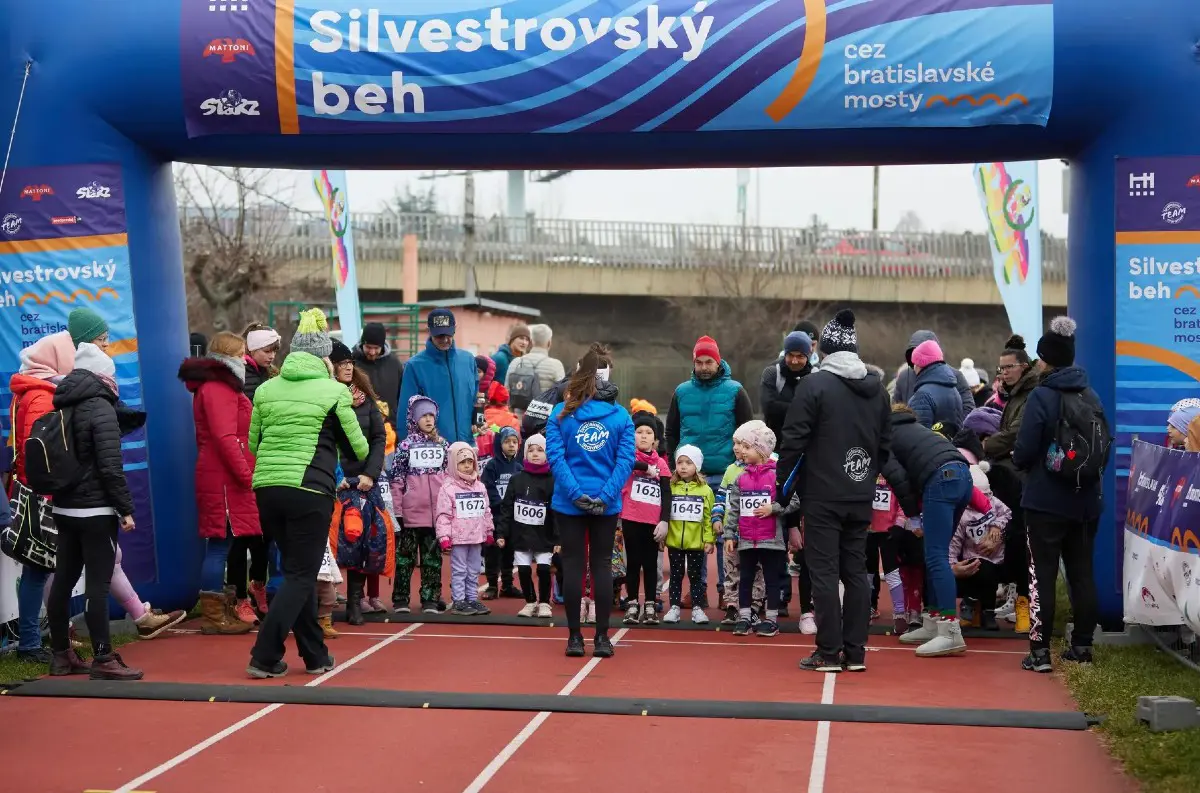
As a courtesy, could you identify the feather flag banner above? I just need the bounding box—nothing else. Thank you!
[313,169,362,344]
[973,161,1043,345]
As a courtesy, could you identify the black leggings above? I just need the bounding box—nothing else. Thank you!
[739,547,787,612]
[227,535,259,598]
[784,548,814,611]
[866,531,901,605]
[667,548,703,607]
[623,520,658,603]
[518,564,552,604]
[48,513,119,656]
[556,512,618,637]
[245,528,270,584]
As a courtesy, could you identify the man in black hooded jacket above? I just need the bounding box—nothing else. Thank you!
[776,310,891,674]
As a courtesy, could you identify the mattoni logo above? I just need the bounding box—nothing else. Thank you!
[1129,172,1155,197]
[1172,477,1188,508]
[1,214,21,235]
[208,1,249,11]
[76,182,111,199]
[20,184,54,201]
[51,215,80,226]
[204,38,256,63]
[1188,175,1200,189]
[200,89,260,117]
[1162,202,1187,225]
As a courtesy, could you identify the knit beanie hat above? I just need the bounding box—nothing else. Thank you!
[959,358,981,388]
[734,419,777,459]
[963,405,1003,437]
[629,398,657,415]
[633,411,659,433]
[794,320,820,341]
[1168,405,1200,437]
[693,335,721,363]
[508,323,532,344]
[1036,316,1077,368]
[1170,398,1200,413]
[911,339,944,369]
[190,332,208,355]
[68,307,107,347]
[291,308,333,358]
[75,342,117,394]
[784,331,813,357]
[675,444,704,471]
[497,426,519,447]
[329,339,353,364]
[488,381,509,405]
[360,322,387,348]
[411,397,437,422]
[969,462,992,494]
[819,309,858,355]
[524,433,546,458]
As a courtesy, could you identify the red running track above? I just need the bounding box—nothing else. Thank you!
[0,618,1134,793]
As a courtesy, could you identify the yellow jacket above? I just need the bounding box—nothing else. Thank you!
[666,478,715,551]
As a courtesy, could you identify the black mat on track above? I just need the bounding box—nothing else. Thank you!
[0,678,1092,730]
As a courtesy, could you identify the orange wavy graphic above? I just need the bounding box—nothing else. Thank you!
[16,287,120,306]
[108,337,139,357]
[1116,341,1200,384]
[925,93,1029,108]
[766,0,827,122]
[1175,285,1200,300]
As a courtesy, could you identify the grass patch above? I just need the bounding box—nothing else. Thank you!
[1059,642,1200,793]
[0,631,139,683]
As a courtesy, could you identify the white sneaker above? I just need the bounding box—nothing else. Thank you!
[798,612,817,635]
[586,599,596,625]
[691,606,709,624]
[915,617,967,657]
[994,584,1017,620]
[899,613,938,645]
[517,602,537,618]
[536,602,553,618]
[663,605,682,623]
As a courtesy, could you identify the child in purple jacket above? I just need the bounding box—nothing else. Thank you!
[950,462,1013,631]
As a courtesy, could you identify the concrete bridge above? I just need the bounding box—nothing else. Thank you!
[233,210,1068,307]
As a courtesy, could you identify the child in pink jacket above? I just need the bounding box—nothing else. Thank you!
[950,462,1012,630]
[869,474,910,633]
[437,442,495,616]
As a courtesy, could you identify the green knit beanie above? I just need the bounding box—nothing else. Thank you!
[68,307,108,347]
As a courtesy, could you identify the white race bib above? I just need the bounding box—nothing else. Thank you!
[455,492,487,519]
[671,495,704,522]
[497,474,510,499]
[409,443,444,469]
[514,498,547,526]
[872,485,891,512]
[966,518,992,543]
[740,490,770,514]
[630,477,661,505]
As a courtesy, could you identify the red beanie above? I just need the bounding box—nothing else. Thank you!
[488,380,509,405]
[693,335,721,363]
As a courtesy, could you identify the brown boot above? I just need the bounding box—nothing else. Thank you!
[199,591,252,635]
[49,649,91,676]
[90,652,144,681]
[319,614,339,639]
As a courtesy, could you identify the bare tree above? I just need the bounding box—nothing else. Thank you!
[895,210,924,234]
[175,165,313,332]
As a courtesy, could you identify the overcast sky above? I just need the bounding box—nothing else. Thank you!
[249,159,1069,236]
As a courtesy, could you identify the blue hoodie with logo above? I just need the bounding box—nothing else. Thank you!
[545,397,636,517]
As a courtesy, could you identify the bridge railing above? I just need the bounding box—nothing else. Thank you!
[181,207,1068,281]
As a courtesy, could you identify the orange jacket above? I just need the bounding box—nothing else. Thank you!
[8,374,57,485]
[484,404,520,433]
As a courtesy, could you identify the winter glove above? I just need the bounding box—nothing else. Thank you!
[652,521,668,543]
[646,465,659,478]
[439,537,452,551]
[486,533,495,546]
[574,496,598,513]
[586,499,607,516]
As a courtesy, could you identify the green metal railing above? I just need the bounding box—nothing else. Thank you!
[266,301,422,359]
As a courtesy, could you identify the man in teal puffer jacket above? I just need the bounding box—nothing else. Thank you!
[664,336,755,604]
[398,308,479,445]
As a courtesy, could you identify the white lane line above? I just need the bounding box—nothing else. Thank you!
[110,623,424,793]
[807,672,838,793]
[460,627,629,793]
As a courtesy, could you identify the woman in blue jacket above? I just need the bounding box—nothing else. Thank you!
[546,343,635,659]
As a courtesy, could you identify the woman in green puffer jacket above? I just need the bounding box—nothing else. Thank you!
[246,308,369,680]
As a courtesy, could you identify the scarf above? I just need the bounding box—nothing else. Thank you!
[209,352,246,383]
[349,384,367,407]
[523,460,550,475]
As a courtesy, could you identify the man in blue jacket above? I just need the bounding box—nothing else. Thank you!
[398,308,479,445]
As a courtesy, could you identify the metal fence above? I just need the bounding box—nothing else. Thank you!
[181,207,1069,282]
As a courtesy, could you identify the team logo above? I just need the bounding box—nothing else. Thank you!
[204,38,256,63]
[1,214,21,235]
[1140,587,1159,609]
[51,215,80,225]
[76,182,111,199]
[574,421,609,453]
[843,447,871,482]
[1162,202,1187,225]
[20,184,53,201]
[200,89,260,117]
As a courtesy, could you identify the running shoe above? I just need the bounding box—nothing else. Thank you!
[755,619,779,637]
[518,602,538,618]
[394,603,412,614]
[721,606,738,625]
[136,605,189,638]
[246,658,287,679]
[798,612,817,635]
[481,585,498,601]
[306,654,336,675]
[1061,646,1094,664]
[536,603,553,618]
[232,599,259,627]
[367,597,388,613]
[662,605,682,623]
[623,603,640,625]
[421,600,440,614]
[691,606,709,624]
[565,633,585,657]
[641,603,660,625]
[798,652,842,673]
[470,600,491,616]
[450,600,475,615]
[843,656,867,673]
[1022,648,1053,673]
[732,619,752,636]
[17,647,52,665]
[593,634,615,658]
[995,584,1017,621]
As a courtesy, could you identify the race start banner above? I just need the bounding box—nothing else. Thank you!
[1122,441,1200,632]
[313,169,362,344]
[973,160,1043,344]
[181,0,1053,137]
[0,163,158,584]
[1114,156,1200,540]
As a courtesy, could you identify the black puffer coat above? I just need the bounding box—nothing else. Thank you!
[495,466,558,554]
[340,397,386,481]
[881,410,968,517]
[519,377,620,439]
[51,369,139,516]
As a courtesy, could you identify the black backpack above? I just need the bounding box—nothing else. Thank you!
[24,407,83,496]
[507,357,539,412]
[1045,390,1112,489]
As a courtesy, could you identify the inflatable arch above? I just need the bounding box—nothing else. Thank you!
[2,0,1198,623]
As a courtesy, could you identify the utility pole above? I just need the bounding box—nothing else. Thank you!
[871,165,881,231]
[463,170,476,300]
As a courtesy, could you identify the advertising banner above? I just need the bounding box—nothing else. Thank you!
[181,0,1053,137]
[313,169,362,344]
[0,163,157,584]
[1122,441,1200,632]
[973,160,1043,344]
[1114,156,1200,553]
